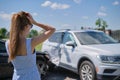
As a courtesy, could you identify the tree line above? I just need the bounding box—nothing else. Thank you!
[0,28,39,39]
[1,18,119,39]
[95,18,108,31]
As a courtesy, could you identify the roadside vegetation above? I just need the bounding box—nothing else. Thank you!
[0,28,43,51]
[0,18,120,49]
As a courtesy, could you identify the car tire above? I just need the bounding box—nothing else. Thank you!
[37,60,48,76]
[79,61,96,80]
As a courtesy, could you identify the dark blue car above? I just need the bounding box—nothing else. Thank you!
[0,40,13,78]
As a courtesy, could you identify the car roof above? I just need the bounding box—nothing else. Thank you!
[55,29,103,33]
[0,39,6,43]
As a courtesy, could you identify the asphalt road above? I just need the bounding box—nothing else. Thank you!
[42,67,80,80]
[4,67,80,80]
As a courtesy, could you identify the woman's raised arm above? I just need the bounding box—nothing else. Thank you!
[32,22,55,48]
[27,13,55,49]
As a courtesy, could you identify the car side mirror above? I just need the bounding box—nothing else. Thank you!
[66,41,76,48]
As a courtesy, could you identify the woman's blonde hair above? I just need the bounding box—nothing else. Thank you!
[9,11,32,61]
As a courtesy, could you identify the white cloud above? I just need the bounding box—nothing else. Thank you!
[41,1,52,7]
[0,12,38,31]
[113,1,119,5]
[100,6,106,11]
[82,16,88,19]
[32,12,38,16]
[97,6,107,17]
[62,24,72,27]
[0,12,12,20]
[41,1,70,10]
[73,0,82,4]
[97,12,107,17]
[51,3,70,10]
[0,12,38,21]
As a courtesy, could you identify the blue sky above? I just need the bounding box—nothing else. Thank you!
[0,0,120,31]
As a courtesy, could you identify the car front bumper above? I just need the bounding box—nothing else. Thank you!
[97,64,120,80]
[97,75,120,80]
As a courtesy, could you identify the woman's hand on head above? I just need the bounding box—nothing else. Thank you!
[26,13,37,25]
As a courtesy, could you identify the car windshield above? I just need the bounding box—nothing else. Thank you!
[74,31,118,45]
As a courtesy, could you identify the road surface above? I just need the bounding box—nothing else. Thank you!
[4,67,80,80]
[42,67,80,80]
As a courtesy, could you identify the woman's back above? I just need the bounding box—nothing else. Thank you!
[6,38,40,80]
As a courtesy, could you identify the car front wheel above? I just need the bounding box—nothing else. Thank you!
[79,61,96,80]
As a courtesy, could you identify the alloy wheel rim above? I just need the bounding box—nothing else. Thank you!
[81,64,93,80]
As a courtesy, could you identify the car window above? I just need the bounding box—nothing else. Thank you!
[75,31,118,45]
[0,42,6,51]
[48,32,64,43]
[63,33,75,44]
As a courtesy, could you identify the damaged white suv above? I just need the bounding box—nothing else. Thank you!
[42,29,120,80]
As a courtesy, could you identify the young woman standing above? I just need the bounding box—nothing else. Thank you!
[5,11,55,80]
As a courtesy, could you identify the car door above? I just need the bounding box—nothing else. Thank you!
[60,32,77,68]
[47,32,64,66]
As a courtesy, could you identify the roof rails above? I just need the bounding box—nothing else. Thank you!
[56,29,71,31]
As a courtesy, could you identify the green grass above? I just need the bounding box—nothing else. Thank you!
[2,38,42,51]
[35,43,43,51]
